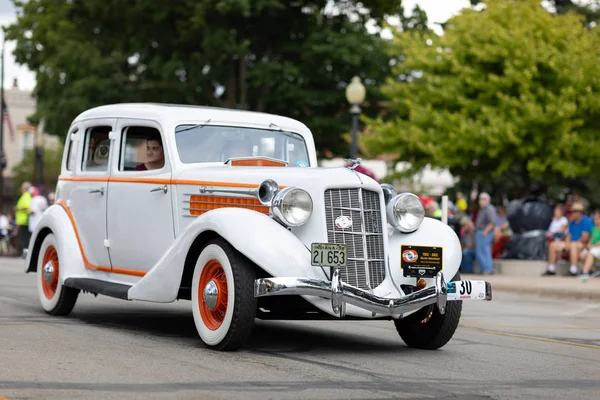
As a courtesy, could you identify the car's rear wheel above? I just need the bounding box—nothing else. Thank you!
[191,238,256,351]
[37,233,79,316]
[394,273,462,350]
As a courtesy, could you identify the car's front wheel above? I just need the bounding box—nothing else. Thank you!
[394,273,462,350]
[37,233,79,316]
[191,238,256,351]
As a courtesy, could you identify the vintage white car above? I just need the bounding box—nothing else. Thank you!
[25,103,492,351]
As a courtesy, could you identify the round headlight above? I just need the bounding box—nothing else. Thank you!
[272,187,313,227]
[386,193,425,232]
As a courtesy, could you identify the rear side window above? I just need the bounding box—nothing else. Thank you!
[81,126,112,172]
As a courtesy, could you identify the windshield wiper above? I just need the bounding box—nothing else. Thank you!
[175,118,212,133]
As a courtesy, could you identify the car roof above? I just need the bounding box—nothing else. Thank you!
[73,103,311,135]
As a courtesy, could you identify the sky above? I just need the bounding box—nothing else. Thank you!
[0,0,471,92]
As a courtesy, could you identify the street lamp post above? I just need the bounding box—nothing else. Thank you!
[345,76,366,159]
[34,127,43,187]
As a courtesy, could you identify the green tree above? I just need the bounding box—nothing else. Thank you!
[6,0,406,157]
[551,0,600,25]
[11,146,63,195]
[363,0,600,198]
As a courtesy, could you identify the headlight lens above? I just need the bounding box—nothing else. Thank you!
[386,193,425,232]
[272,187,313,227]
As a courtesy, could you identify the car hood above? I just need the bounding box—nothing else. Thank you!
[174,165,382,194]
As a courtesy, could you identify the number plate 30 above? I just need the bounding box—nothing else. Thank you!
[311,243,347,268]
[447,280,490,301]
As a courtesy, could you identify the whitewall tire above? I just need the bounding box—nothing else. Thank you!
[191,239,256,351]
[36,233,79,316]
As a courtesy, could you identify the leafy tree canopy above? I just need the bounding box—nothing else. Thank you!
[364,0,600,198]
[471,1,600,25]
[6,0,408,157]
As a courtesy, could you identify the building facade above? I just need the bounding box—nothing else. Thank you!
[1,85,60,211]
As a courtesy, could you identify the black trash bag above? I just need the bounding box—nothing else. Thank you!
[506,196,553,234]
[502,230,548,260]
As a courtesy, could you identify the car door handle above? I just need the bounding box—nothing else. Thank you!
[89,187,104,195]
[150,185,168,194]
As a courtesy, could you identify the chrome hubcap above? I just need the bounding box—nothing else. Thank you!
[43,262,55,284]
[203,280,219,310]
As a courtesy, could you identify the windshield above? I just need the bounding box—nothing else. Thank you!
[174,124,310,167]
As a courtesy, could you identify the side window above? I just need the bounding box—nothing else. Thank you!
[81,126,112,172]
[65,128,79,171]
[119,126,165,172]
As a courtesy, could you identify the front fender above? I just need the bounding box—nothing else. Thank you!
[128,208,318,302]
[387,217,462,290]
[24,204,88,281]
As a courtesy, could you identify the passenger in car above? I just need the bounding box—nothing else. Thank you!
[135,135,164,170]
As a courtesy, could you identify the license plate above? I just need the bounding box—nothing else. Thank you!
[311,243,347,267]
[447,280,492,301]
[401,245,443,278]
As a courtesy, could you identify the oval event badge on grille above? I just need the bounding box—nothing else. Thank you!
[335,215,352,229]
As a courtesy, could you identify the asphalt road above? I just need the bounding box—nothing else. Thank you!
[1,257,599,400]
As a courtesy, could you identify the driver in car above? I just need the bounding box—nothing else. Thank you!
[136,135,165,170]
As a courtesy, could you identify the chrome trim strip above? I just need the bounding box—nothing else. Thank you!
[254,272,451,317]
[326,230,382,236]
[196,187,259,196]
[357,188,371,289]
[327,206,379,212]
[181,188,258,197]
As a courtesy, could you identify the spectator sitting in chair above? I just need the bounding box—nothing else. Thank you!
[492,206,511,259]
[543,202,593,276]
[546,204,569,241]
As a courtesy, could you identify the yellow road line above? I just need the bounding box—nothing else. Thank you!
[460,324,600,350]
[0,396,11,400]
[461,318,600,330]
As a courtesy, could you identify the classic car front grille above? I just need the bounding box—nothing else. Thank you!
[324,188,385,290]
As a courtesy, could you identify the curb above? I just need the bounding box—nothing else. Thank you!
[489,282,600,301]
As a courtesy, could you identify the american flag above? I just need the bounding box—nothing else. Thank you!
[2,98,15,142]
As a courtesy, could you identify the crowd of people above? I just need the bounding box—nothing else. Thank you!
[0,181,54,258]
[421,191,599,280]
[543,202,599,280]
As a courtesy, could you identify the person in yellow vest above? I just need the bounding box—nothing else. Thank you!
[456,192,468,214]
[15,181,32,257]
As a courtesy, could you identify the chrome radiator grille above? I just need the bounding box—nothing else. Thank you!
[324,188,385,290]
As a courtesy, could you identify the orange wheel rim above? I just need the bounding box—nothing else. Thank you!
[41,245,59,300]
[198,260,228,330]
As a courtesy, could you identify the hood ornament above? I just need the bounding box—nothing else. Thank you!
[345,158,362,171]
[345,158,363,184]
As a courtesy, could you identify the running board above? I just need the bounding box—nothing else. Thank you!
[63,278,131,300]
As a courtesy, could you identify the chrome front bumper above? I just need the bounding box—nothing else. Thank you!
[254,270,449,318]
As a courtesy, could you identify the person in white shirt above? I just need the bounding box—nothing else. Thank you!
[546,205,569,241]
[28,186,48,233]
[0,213,8,255]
